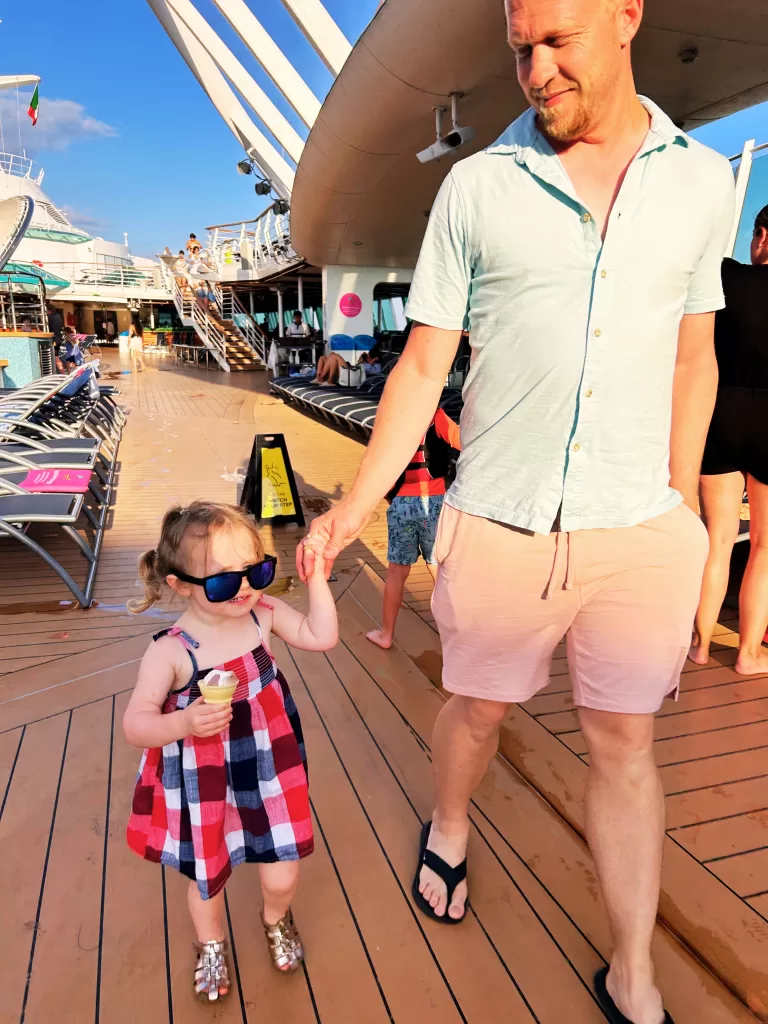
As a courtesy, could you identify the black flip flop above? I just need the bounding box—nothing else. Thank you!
[594,968,675,1023]
[411,820,468,925]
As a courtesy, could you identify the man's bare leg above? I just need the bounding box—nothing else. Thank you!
[579,708,665,1024]
[419,695,508,919]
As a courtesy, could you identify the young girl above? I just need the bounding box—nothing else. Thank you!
[123,501,337,1002]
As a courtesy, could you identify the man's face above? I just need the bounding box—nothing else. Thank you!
[751,227,768,265]
[506,0,639,142]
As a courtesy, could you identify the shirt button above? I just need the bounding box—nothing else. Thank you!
[573,442,581,453]
[594,328,602,337]
[601,270,607,279]
[585,389,593,398]
[582,213,592,223]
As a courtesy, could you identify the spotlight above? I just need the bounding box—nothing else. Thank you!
[237,159,253,175]
[254,179,272,196]
[678,46,700,64]
[273,199,290,216]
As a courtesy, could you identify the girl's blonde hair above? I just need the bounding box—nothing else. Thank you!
[130,501,266,613]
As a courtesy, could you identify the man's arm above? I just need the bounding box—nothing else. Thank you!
[669,311,718,511]
[298,324,461,577]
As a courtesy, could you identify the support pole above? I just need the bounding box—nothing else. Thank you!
[727,139,755,258]
[210,0,321,127]
[167,0,305,163]
[277,288,284,338]
[145,0,295,196]
[278,0,352,76]
[297,275,304,317]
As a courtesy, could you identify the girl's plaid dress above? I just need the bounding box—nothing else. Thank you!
[127,614,313,899]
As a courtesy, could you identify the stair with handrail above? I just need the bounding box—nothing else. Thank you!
[161,263,266,372]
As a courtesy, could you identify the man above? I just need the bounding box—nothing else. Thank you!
[286,310,311,339]
[47,303,63,349]
[105,319,116,345]
[297,1,733,1021]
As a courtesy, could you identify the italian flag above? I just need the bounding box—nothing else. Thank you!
[28,86,39,126]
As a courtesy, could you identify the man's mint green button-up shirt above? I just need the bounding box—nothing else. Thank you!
[405,98,735,534]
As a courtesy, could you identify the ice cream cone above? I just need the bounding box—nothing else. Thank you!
[199,669,238,706]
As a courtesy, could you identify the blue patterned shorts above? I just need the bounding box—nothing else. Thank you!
[387,495,444,566]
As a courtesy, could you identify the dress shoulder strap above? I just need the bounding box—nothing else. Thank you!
[153,626,200,690]
[250,609,264,643]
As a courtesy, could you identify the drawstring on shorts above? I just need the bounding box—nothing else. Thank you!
[544,531,574,600]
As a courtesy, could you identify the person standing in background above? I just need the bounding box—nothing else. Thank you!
[367,406,460,650]
[692,204,768,675]
[47,304,63,351]
[129,322,146,374]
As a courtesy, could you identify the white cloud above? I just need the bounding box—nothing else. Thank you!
[59,206,111,236]
[0,92,117,154]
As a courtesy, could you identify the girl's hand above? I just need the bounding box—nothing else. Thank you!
[183,696,233,738]
[304,536,329,579]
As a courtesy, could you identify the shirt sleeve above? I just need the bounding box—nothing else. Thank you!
[684,158,736,315]
[404,171,472,331]
[434,408,462,450]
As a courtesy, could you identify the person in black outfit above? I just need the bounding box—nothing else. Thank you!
[692,204,768,674]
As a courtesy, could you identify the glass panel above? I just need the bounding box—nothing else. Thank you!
[733,150,768,263]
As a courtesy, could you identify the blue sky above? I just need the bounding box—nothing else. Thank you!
[3,0,767,259]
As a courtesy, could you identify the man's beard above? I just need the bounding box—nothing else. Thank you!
[535,90,592,142]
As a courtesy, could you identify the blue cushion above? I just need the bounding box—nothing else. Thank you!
[330,334,353,351]
[353,334,376,352]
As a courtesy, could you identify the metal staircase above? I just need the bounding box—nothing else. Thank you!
[161,264,267,372]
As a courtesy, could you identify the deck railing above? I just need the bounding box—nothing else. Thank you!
[0,151,44,185]
[206,205,302,279]
[42,262,171,298]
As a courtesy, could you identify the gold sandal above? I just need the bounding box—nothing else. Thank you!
[262,908,304,971]
[194,939,230,1001]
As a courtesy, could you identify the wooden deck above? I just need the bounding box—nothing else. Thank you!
[0,354,766,1023]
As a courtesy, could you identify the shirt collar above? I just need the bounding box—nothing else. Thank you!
[486,95,689,166]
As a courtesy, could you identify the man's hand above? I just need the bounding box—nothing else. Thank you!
[296,500,373,580]
[183,697,233,738]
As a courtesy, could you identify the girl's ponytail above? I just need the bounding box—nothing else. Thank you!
[129,549,164,613]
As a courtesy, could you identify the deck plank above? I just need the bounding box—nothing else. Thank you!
[99,693,170,1024]
[0,714,69,1024]
[0,727,23,812]
[22,699,112,1024]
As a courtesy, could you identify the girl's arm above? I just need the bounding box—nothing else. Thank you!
[123,640,232,748]
[263,553,338,652]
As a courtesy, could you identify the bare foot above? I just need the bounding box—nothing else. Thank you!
[418,821,469,920]
[366,628,393,650]
[606,966,664,1024]
[735,647,768,676]
[688,642,710,666]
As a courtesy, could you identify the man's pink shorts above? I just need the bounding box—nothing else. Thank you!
[431,503,708,714]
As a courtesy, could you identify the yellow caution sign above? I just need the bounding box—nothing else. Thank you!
[261,446,297,519]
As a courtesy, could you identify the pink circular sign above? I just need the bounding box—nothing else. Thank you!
[339,292,362,318]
